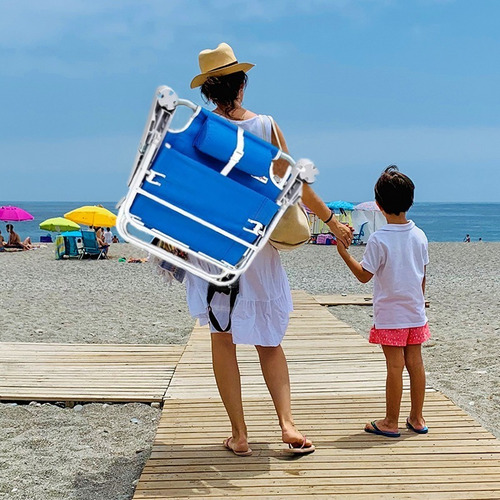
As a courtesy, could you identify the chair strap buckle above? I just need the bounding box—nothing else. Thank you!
[243,219,265,236]
[145,170,166,187]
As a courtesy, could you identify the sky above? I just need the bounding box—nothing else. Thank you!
[1,0,499,203]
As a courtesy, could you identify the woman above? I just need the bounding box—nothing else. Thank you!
[187,43,352,456]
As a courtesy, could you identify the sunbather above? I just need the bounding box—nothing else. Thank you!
[5,224,32,250]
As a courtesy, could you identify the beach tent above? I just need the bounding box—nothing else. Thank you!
[352,201,386,243]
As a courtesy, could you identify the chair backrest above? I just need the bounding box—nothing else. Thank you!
[81,230,100,253]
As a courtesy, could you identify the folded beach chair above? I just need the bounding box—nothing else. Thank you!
[80,230,107,260]
[117,86,317,285]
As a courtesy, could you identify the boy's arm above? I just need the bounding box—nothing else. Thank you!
[422,266,426,295]
[337,241,373,283]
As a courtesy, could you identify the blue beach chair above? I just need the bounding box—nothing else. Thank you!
[352,222,368,246]
[81,230,107,260]
[117,86,317,285]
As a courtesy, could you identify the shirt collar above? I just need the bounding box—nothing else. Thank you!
[380,220,415,231]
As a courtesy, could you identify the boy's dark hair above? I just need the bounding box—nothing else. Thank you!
[374,165,415,215]
[201,71,248,115]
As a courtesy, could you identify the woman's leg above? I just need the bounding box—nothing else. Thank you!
[404,344,427,430]
[211,332,250,452]
[255,344,313,448]
[366,345,405,433]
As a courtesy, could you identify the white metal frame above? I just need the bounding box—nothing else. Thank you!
[117,86,312,285]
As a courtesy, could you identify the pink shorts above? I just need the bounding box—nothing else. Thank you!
[369,323,430,347]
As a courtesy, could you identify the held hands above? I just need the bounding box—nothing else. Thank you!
[327,218,353,249]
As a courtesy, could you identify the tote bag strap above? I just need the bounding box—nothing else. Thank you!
[268,115,282,150]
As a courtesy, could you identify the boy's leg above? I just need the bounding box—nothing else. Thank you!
[404,344,427,430]
[366,345,405,433]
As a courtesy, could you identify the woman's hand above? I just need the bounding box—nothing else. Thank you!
[327,218,353,248]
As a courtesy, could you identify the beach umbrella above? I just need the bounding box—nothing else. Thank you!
[0,206,34,222]
[353,201,385,239]
[326,200,355,211]
[64,205,117,227]
[354,201,379,212]
[40,217,80,233]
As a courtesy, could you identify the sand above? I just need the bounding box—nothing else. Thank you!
[0,242,499,499]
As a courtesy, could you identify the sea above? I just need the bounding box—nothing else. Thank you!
[1,201,499,243]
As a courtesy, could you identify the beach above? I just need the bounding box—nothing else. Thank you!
[0,242,499,499]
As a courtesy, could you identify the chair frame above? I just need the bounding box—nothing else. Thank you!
[117,86,314,285]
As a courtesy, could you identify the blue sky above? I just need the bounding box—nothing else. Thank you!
[1,0,499,203]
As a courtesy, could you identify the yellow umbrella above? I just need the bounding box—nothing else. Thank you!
[64,205,117,227]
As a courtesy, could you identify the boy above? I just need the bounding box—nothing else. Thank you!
[337,166,430,437]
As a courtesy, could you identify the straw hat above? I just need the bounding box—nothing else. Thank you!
[190,42,255,89]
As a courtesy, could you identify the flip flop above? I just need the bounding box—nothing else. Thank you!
[406,418,429,434]
[365,421,400,438]
[287,436,316,455]
[223,437,253,456]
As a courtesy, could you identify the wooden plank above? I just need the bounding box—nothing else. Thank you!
[0,343,185,403]
[132,290,500,499]
[314,294,430,308]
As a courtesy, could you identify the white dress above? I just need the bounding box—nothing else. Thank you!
[185,115,293,347]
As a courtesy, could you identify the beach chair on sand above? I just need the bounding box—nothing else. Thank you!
[352,222,368,245]
[80,230,107,260]
[117,85,317,285]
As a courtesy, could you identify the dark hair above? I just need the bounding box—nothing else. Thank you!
[201,71,248,115]
[6,224,13,231]
[374,165,415,215]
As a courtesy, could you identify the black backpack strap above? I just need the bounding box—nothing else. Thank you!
[207,281,239,333]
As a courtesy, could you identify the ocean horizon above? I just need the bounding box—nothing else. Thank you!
[1,201,499,243]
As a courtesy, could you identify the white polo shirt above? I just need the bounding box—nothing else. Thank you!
[361,220,429,329]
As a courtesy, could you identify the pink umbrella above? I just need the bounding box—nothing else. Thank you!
[0,206,34,222]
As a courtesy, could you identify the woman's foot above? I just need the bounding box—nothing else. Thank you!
[282,423,315,453]
[223,436,252,456]
[365,419,400,437]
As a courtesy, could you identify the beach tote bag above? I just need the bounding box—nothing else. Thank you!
[265,116,311,251]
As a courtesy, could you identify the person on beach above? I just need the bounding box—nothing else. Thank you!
[464,234,471,243]
[336,166,430,437]
[0,230,4,247]
[186,42,353,456]
[103,227,113,246]
[5,224,32,250]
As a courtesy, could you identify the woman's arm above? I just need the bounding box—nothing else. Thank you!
[271,121,353,248]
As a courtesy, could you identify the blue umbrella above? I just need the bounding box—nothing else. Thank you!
[326,200,355,211]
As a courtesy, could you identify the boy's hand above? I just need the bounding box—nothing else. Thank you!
[327,218,353,248]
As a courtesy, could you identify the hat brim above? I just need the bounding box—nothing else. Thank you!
[190,62,255,89]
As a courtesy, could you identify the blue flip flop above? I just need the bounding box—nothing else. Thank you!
[406,418,429,434]
[365,421,400,438]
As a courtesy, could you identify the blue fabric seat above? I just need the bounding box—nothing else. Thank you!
[129,109,282,266]
[81,230,106,259]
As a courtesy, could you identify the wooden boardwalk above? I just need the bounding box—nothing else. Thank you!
[0,342,184,403]
[134,290,500,499]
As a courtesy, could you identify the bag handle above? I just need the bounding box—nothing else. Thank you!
[268,115,283,150]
